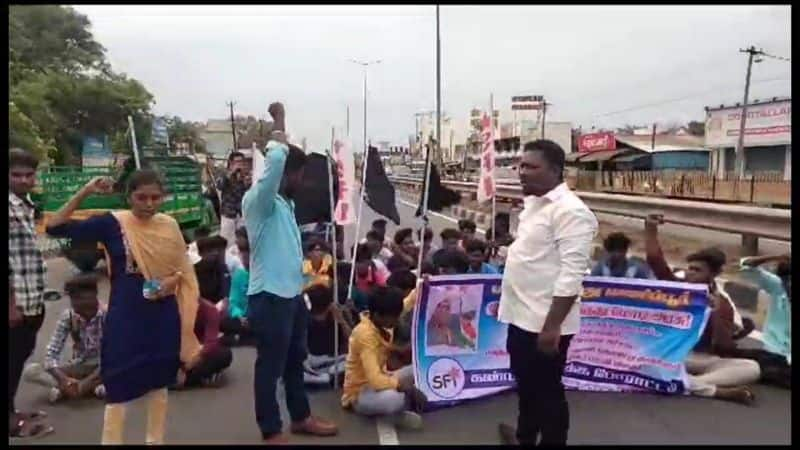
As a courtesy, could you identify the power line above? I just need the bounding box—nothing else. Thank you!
[759,51,791,63]
[590,77,790,118]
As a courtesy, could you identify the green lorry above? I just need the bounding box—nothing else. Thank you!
[32,154,219,271]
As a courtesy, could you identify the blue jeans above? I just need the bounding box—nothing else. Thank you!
[248,292,311,437]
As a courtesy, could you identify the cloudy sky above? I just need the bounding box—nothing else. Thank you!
[73,5,790,151]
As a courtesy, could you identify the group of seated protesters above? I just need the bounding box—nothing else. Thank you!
[22,212,788,422]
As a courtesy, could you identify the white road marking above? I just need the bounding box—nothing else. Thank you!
[376,417,400,445]
[397,199,488,235]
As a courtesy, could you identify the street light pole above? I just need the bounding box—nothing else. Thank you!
[346,58,381,301]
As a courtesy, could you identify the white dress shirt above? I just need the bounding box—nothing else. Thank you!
[498,182,598,335]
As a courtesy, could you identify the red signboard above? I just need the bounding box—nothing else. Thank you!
[578,132,616,153]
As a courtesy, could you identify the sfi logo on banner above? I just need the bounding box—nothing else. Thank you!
[427,358,466,399]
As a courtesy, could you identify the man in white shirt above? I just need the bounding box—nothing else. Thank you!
[497,139,598,446]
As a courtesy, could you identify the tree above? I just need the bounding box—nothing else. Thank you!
[687,121,705,136]
[8,5,154,165]
[9,5,107,82]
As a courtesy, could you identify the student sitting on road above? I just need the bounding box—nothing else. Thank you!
[220,227,254,347]
[187,226,211,265]
[174,298,233,389]
[303,285,351,386]
[389,228,418,271]
[591,232,655,279]
[465,239,501,275]
[342,286,427,429]
[732,254,791,389]
[23,274,106,403]
[365,230,394,266]
[194,236,231,312]
[458,219,477,243]
[225,226,249,274]
[430,228,463,268]
[645,214,759,404]
[354,243,390,296]
[387,271,418,370]
[303,239,333,290]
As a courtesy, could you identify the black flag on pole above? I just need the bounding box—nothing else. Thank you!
[416,154,460,216]
[294,152,339,226]
[364,146,401,225]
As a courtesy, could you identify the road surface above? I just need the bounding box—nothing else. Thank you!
[12,199,791,445]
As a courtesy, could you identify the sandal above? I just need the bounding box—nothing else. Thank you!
[9,418,55,440]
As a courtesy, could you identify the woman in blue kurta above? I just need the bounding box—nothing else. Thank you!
[46,170,201,444]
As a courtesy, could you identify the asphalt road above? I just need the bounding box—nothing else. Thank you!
[12,198,791,445]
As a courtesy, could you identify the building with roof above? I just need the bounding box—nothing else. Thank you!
[704,97,791,180]
[200,119,235,160]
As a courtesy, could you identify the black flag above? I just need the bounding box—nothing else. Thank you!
[294,152,339,226]
[364,146,401,225]
[416,159,461,216]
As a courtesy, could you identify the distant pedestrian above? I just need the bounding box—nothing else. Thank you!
[242,102,338,444]
[218,151,250,250]
[498,140,598,446]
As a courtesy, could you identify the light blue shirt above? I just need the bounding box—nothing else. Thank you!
[468,262,500,275]
[740,264,791,364]
[242,141,304,299]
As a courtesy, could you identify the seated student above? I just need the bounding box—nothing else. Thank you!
[645,214,759,404]
[220,228,254,346]
[458,219,477,244]
[194,236,231,310]
[387,271,418,370]
[732,254,791,389]
[430,229,462,268]
[464,239,500,274]
[188,226,211,264]
[304,285,352,386]
[365,230,394,266]
[342,286,428,429]
[389,228,418,270]
[354,243,390,296]
[485,213,514,272]
[175,298,233,389]
[591,232,654,279]
[418,228,438,264]
[304,239,333,290]
[23,274,106,403]
[225,226,248,274]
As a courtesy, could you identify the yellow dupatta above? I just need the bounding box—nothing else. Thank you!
[303,254,332,290]
[112,211,201,365]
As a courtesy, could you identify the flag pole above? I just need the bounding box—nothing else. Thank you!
[347,66,372,301]
[490,93,496,240]
[328,126,341,389]
[417,4,439,276]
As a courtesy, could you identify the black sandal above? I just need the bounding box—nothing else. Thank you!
[9,418,55,440]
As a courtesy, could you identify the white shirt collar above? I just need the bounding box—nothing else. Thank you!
[523,182,570,207]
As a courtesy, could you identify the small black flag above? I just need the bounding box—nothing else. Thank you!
[364,146,401,225]
[416,162,461,216]
[294,152,339,225]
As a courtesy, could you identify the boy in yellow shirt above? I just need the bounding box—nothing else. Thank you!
[341,286,427,429]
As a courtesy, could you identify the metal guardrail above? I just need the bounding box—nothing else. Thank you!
[390,176,791,254]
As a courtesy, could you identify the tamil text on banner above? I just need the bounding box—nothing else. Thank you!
[412,274,512,407]
[333,139,356,225]
[477,113,496,203]
[705,99,791,148]
[562,277,711,395]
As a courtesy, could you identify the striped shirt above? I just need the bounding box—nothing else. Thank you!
[9,192,47,316]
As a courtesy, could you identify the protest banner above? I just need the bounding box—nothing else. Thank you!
[562,276,710,395]
[477,112,496,204]
[411,275,710,408]
[411,274,512,407]
[332,139,356,225]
